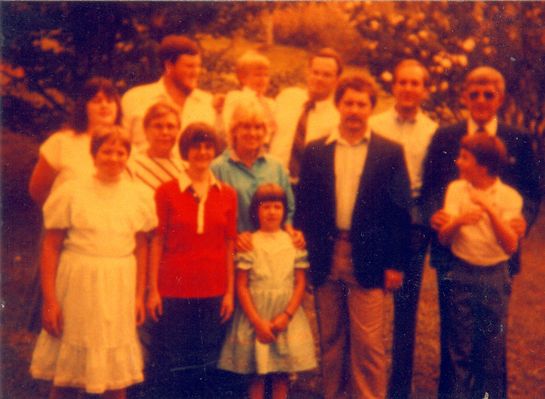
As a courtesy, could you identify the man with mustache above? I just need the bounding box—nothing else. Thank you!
[295,74,411,399]
[122,35,216,151]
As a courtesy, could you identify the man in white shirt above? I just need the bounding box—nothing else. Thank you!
[269,48,342,182]
[369,59,437,399]
[295,74,411,399]
[122,35,216,151]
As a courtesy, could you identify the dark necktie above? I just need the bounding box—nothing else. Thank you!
[476,125,487,135]
[288,100,315,180]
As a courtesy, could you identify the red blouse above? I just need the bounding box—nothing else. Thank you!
[155,179,237,298]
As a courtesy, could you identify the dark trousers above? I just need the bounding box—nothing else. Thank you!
[145,297,227,399]
[388,225,430,399]
[445,260,510,399]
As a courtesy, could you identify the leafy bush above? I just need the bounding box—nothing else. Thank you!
[272,3,361,64]
[1,132,40,217]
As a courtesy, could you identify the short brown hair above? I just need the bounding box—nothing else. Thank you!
[464,66,505,95]
[394,59,430,87]
[159,35,200,66]
[143,102,181,130]
[334,73,378,107]
[310,48,343,76]
[90,125,131,157]
[178,122,219,160]
[73,77,122,133]
[249,183,288,230]
[460,134,508,177]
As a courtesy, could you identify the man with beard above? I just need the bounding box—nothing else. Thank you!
[369,59,437,399]
[295,74,411,399]
[269,48,342,184]
[122,35,216,151]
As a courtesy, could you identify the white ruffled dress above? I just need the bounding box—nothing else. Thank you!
[30,176,156,394]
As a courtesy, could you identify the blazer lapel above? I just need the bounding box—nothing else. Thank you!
[324,139,337,217]
[355,133,378,204]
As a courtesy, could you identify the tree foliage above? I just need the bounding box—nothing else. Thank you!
[347,1,545,138]
[1,1,544,142]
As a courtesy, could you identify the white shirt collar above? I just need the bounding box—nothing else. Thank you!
[157,77,208,106]
[228,147,266,163]
[465,176,501,193]
[326,125,371,145]
[177,168,221,192]
[309,94,335,112]
[393,107,422,124]
[468,117,498,136]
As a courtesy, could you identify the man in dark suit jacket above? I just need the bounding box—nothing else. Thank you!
[421,66,542,398]
[295,74,411,399]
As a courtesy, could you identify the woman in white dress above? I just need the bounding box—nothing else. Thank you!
[29,77,122,206]
[30,126,156,399]
[26,77,122,333]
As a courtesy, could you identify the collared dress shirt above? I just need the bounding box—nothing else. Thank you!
[270,87,339,170]
[325,127,370,231]
[121,77,216,150]
[211,149,295,232]
[467,117,498,136]
[369,108,437,198]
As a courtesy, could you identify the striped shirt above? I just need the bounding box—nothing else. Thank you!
[129,150,183,196]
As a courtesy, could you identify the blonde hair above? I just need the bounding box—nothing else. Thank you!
[464,66,505,95]
[228,98,267,148]
[235,50,270,83]
[90,125,131,157]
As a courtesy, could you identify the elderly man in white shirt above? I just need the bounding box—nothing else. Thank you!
[269,48,342,183]
[122,35,216,151]
[369,59,437,399]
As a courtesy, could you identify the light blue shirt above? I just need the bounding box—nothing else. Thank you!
[211,149,295,232]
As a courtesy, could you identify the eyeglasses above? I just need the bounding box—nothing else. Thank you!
[149,122,179,131]
[468,91,497,101]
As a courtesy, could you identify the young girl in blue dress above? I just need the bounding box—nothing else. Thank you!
[30,126,156,399]
[219,183,316,399]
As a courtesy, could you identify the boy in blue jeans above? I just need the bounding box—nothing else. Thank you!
[438,134,522,398]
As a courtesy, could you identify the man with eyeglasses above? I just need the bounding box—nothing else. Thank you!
[421,66,542,398]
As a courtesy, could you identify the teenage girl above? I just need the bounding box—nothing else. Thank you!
[219,183,317,399]
[30,126,156,399]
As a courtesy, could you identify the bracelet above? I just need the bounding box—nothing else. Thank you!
[283,310,293,320]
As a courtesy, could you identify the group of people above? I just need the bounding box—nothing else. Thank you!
[26,34,542,399]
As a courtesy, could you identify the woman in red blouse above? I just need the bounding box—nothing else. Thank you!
[146,122,237,398]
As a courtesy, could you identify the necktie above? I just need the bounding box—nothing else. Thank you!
[288,100,315,180]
